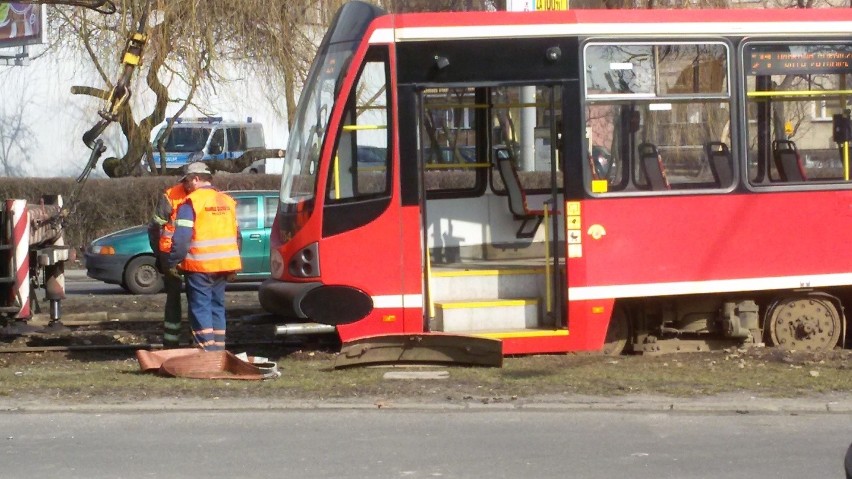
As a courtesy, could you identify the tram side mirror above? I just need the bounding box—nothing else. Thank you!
[832,112,851,144]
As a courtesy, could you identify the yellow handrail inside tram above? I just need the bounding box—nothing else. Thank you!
[747,89,852,98]
[544,205,552,314]
[425,162,491,170]
[342,124,386,131]
[333,155,340,200]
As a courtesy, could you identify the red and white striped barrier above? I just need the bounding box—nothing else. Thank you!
[6,199,30,319]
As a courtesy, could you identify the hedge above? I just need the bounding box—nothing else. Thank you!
[0,174,281,254]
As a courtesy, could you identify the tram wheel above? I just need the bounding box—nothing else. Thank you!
[767,296,842,351]
[602,306,630,355]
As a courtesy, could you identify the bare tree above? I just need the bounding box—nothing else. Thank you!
[0,81,36,177]
[41,0,339,177]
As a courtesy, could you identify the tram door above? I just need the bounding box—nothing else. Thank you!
[322,47,418,336]
[420,85,565,333]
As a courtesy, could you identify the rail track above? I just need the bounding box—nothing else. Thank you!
[0,312,329,355]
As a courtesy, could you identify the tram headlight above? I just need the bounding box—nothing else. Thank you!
[288,242,320,279]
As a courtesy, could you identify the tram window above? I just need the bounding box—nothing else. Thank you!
[583,41,732,194]
[326,58,390,202]
[422,87,487,196]
[489,85,563,194]
[744,42,852,186]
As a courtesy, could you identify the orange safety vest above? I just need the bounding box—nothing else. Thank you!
[180,188,242,273]
[158,184,188,254]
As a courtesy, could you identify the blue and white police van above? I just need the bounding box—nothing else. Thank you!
[152,117,265,171]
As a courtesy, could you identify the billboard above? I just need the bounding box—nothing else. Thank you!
[0,3,45,48]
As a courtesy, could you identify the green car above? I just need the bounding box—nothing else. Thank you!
[85,190,278,294]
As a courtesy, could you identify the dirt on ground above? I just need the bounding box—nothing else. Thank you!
[56,288,264,316]
[3,290,852,368]
[2,290,852,403]
[0,288,275,356]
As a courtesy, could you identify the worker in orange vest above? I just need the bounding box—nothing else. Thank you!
[167,162,242,351]
[147,180,188,348]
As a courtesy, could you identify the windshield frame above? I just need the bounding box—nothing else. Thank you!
[277,2,386,244]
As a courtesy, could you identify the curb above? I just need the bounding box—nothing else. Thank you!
[2,395,851,414]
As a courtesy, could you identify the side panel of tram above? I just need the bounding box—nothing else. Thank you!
[264,3,852,355]
[571,30,852,353]
[308,38,426,339]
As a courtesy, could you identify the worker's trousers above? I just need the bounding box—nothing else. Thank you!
[162,272,183,348]
[184,272,228,351]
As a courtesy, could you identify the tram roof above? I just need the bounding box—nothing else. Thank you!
[367,8,852,42]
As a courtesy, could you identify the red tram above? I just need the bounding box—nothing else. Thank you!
[258,2,852,355]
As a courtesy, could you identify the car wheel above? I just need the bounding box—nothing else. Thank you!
[123,256,164,295]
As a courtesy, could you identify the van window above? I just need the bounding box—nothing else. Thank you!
[210,129,225,153]
[226,128,248,152]
[245,127,264,149]
[158,127,210,153]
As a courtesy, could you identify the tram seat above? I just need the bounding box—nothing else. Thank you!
[704,141,733,187]
[494,147,546,239]
[772,139,807,182]
[638,142,671,190]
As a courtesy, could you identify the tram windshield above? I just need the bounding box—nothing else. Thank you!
[278,2,385,241]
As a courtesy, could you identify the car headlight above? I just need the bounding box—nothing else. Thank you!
[91,245,116,255]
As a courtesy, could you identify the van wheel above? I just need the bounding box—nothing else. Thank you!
[123,256,164,295]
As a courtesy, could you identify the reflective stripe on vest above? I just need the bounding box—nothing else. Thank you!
[158,184,188,254]
[180,188,242,273]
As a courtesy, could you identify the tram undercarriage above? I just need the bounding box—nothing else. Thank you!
[616,291,847,355]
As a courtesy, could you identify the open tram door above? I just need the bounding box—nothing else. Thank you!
[414,84,571,355]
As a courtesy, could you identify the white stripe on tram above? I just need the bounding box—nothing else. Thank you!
[568,273,852,301]
[367,274,852,309]
[372,294,424,309]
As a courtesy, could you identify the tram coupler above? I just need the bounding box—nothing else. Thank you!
[275,322,337,336]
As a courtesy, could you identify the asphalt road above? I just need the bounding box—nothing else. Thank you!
[2,409,850,479]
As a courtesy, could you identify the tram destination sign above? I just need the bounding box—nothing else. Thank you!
[749,48,852,76]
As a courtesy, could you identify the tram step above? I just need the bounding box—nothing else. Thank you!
[430,267,545,302]
[434,297,540,332]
